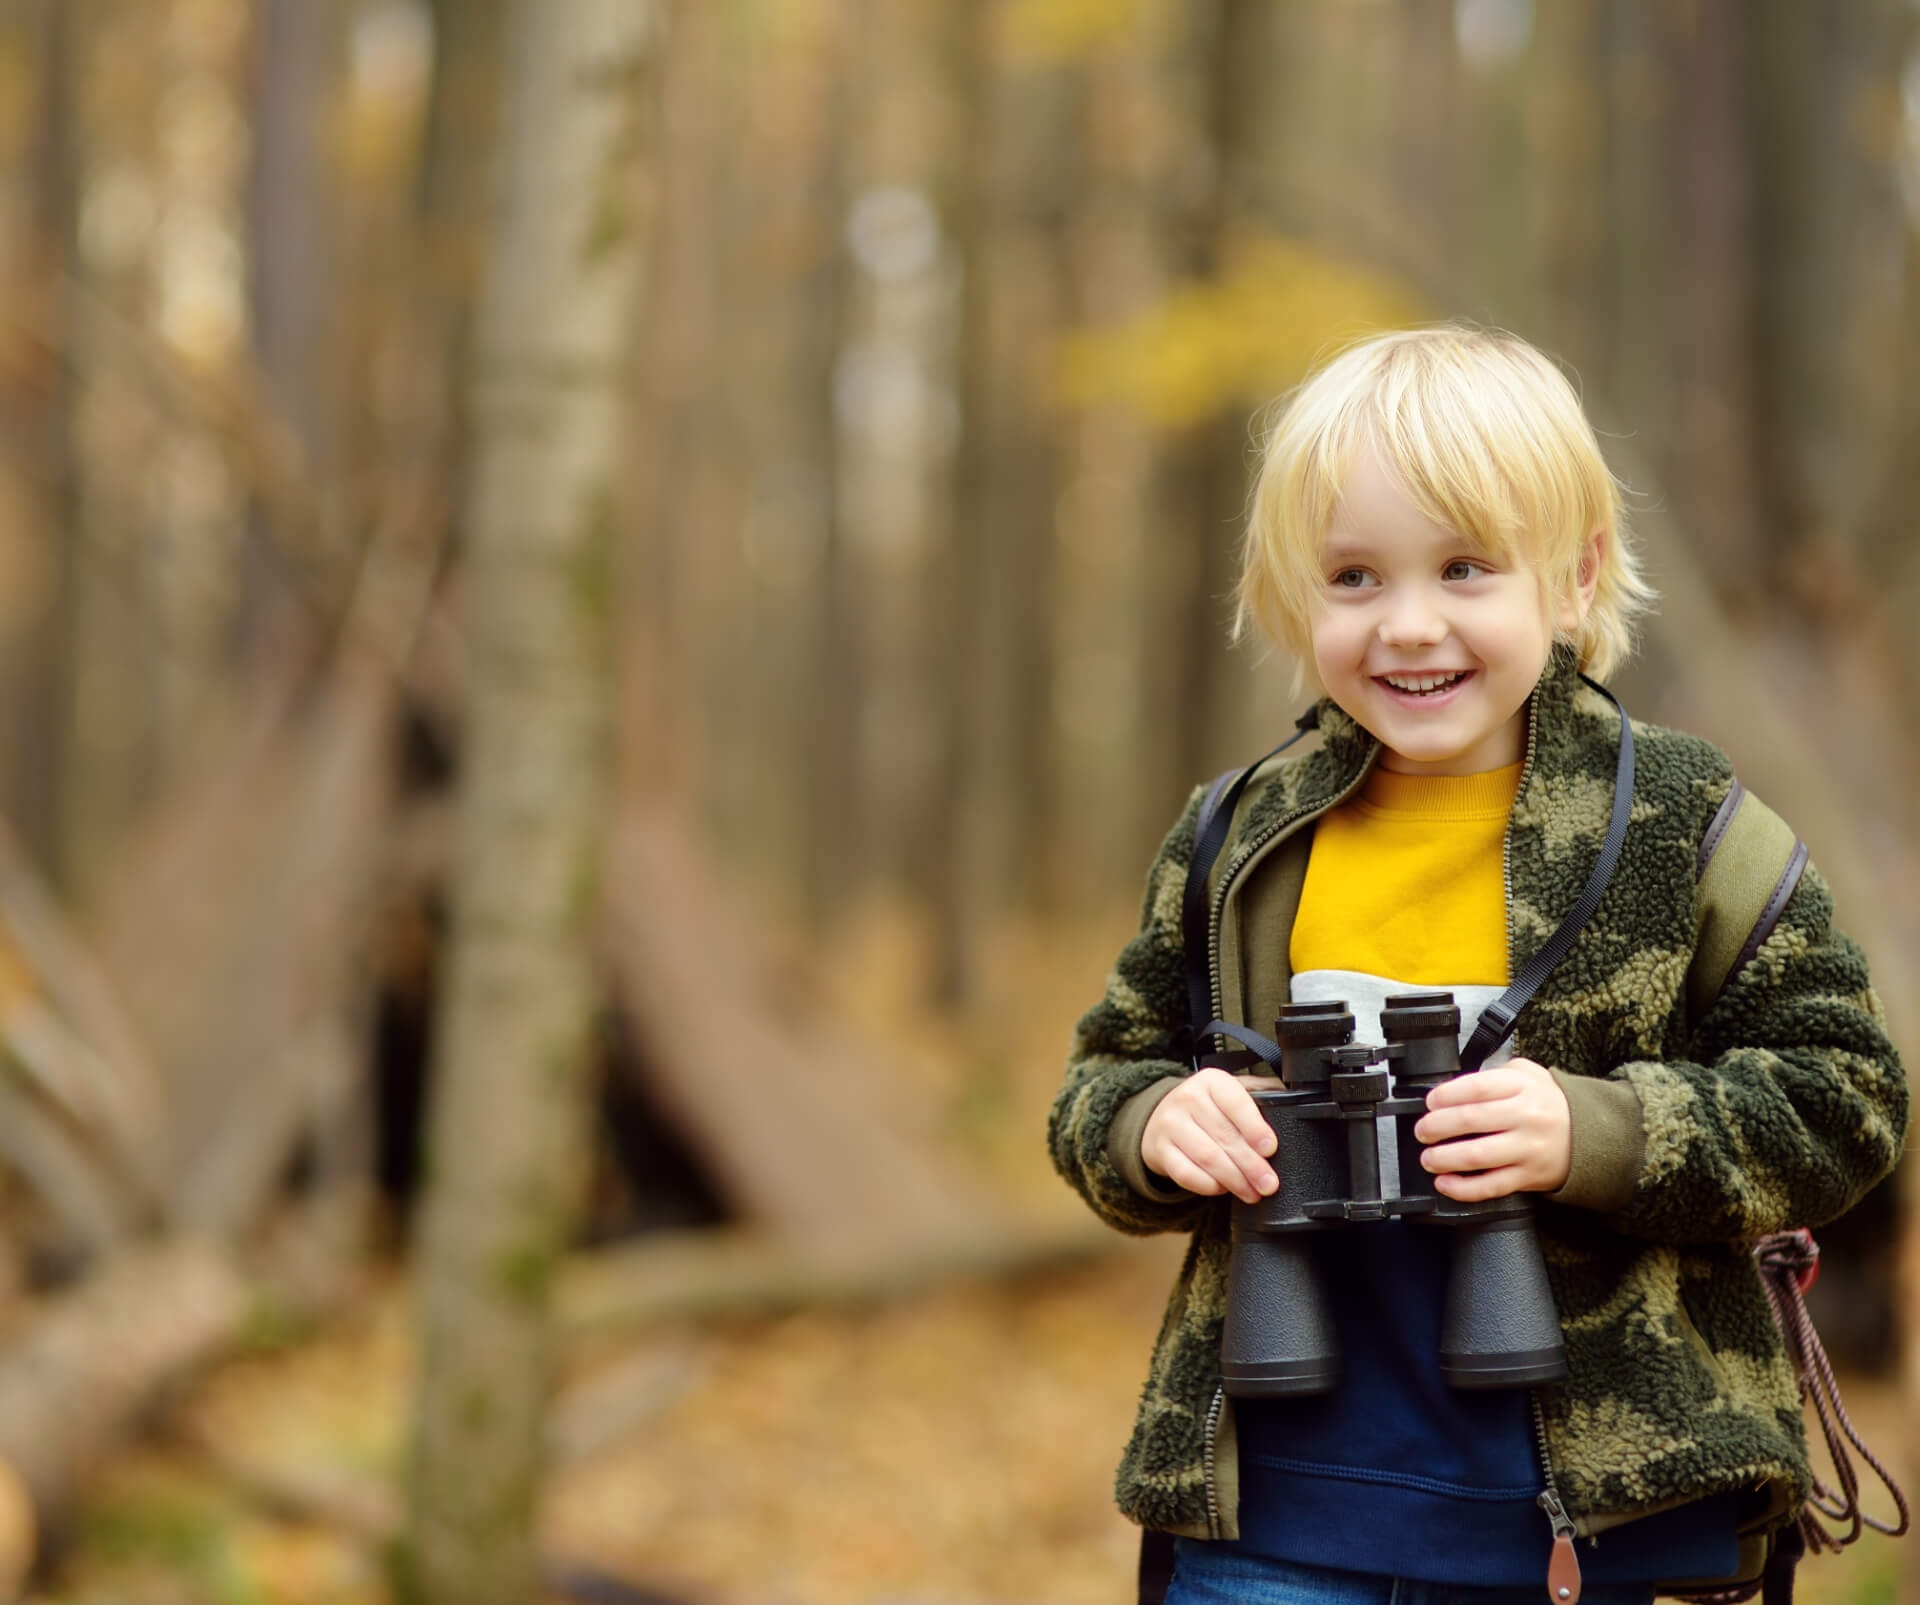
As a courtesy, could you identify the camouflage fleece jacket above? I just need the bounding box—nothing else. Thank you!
[1047,646,1907,1548]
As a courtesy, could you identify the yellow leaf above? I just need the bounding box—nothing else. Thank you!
[999,0,1143,65]
[1056,236,1427,428]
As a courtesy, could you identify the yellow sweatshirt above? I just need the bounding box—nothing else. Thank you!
[1290,760,1522,987]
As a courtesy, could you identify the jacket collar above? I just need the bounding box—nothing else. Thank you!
[1242,643,1595,842]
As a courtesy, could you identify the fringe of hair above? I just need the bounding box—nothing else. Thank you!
[1234,323,1656,689]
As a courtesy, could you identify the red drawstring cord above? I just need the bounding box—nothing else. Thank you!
[1752,1229,1909,1555]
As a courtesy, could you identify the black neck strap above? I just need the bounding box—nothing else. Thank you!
[1180,708,1322,1045]
[1182,674,1635,1075]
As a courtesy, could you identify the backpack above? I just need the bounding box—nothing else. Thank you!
[1669,782,1906,1604]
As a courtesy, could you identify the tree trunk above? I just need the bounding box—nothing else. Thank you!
[0,1239,252,1590]
[1667,0,1762,609]
[924,0,992,1005]
[1051,27,1168,903]
[619,0,726,808]
[1143,0,1260,813]
[244,0,350,671]
[403,4,656,1602]
[1391,0,1466,302]
[1528,0,1604,370]
[1593,0,1675,488]
[1743,0,1915,621]
[1465,15,1538,331]
[602,811,1001,1258]
[14,0,81,889]
[945,18,1081,983]
[820,0,961,918]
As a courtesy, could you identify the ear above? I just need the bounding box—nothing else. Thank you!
[1555,526,1606,633]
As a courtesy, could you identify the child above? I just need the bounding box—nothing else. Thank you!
[1047,325,1907,1605]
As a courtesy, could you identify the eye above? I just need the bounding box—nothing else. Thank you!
[1329,567,1373,589]
[1442,558,1488,582]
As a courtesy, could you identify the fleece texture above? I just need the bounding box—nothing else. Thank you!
[1046,646,1908,1545]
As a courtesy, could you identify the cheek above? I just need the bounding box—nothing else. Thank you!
[1468,593,1556,661]
[1307,611,1364,670]
[1308,634,1348,682]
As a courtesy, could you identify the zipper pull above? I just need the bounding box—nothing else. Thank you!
[1538,1490,1581,1605]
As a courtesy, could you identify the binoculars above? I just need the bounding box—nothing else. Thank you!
[1221,992,1566,1397]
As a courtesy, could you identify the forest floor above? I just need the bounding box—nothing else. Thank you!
[24,907,1914,1605]
[26,1237,1909,1605]
[30,1240,1177,1605]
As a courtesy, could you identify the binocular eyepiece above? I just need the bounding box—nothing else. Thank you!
[1221,992,1566,1398]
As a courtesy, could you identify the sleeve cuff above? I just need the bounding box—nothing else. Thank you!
[1107,1075,1192,1203]
[1546,1069,1646,1213]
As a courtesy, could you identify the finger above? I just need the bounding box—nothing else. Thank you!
[1421,1133,1521,1175]
[1156,1146,1228,1198]
[1422,1068,1523,1109]
[1173,1129,1266,1203]
[1175,1103,1274,1198]
[1150,1106,1254,1202]
[1414,1098,1519,1145]
[1181,1070,1266,1134]
[1175,1072,1276,1157]
[1186,1102,1278,1196]
[1419,1072,1485,1109]
[1434,1164,1529,1203]
[1207,1081,1280,1157]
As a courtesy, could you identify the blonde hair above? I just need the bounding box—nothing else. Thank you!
[1235,324,1653,683]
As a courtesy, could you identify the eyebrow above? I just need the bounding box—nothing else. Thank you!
[1321,530,1498,564]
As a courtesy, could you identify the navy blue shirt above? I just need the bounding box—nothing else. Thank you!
[1229,1222,1739,1585]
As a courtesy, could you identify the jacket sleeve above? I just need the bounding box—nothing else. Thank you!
[1046,787,1214,1235]
[1548,856,1908,1242]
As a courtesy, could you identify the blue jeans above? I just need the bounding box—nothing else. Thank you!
[1165,1541,1657,1605]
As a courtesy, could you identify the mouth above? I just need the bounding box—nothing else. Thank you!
[1374,669,1475,704]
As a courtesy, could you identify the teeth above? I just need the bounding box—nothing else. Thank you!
[1382,671,1465,693]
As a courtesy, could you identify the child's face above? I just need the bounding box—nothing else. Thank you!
[1308,444,1591,776]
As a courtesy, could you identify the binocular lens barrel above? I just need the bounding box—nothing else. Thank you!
[1275,1001,1353,1088]
[1381,991,1463,1084]
[1438,1214,1571,1388]
[1221,1215,1340,1396]
[1222,991,1566,1398]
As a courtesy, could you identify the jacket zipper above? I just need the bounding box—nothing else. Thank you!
[1499,689,1540,1001]
[1533,1392,1582,1603]
[1202,1384,1226,1540]
[1508,693,1578,1603]
[1196,733,1376,1536]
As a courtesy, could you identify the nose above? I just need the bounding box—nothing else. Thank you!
[1377,585,1448,647]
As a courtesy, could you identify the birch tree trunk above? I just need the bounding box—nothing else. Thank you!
[403,4,655,1601]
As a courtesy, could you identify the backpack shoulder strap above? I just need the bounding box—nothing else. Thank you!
[1181,711,1322,1056]
[1689,780,1809,1024]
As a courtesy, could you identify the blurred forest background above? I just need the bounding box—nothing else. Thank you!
[0,0,1911,1602]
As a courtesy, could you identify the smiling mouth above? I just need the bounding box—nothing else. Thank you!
[1376,670,1473,698]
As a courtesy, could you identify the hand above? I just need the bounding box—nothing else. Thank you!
[1141,1068,1284,1204]
[1412,1058,1572,1201]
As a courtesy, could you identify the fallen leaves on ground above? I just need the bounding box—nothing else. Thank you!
[33,1238,1186,1605]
